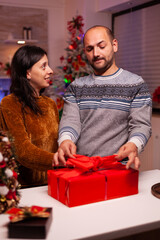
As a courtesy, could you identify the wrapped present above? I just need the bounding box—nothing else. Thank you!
[6,206,52,239]
[48,155,138,207]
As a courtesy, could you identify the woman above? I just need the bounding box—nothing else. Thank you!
[0,45,59,187]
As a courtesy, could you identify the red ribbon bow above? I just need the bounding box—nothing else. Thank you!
[6,205,50,222]
[66,154,122,172]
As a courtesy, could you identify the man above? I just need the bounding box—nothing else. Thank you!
[53,25,152,169]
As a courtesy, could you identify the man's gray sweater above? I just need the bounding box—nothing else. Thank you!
[59,68,152,157]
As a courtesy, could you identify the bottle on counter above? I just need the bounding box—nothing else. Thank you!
[27,27,32,40]
[23,27,27,40]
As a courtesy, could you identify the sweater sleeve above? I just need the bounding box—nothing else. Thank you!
[127,81,152,153]
[0,96,57,171]
[59,83,81,144]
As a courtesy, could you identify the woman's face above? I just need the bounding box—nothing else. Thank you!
[27,54,53,95]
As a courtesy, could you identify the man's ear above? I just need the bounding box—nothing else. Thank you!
[26,70,31,79]
[112,39,118,53]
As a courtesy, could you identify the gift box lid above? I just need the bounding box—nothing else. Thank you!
[7,208,52,239]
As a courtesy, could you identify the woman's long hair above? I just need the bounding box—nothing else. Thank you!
[10,45,47,115]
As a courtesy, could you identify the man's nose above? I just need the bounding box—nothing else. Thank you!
[93,47,100,57]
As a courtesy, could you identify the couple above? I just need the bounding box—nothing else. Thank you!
[0,25,152,187]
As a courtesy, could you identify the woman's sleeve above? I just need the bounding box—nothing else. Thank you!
[0,99,55,171]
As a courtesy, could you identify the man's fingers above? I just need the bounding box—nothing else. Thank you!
[134,156,141,169]
[116,145,127,160]
[69,144,77,157]
[126,156,140,170]
[126,159,132,169]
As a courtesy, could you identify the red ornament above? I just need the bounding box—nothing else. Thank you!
[64,74,74,82]
[77,55,86,67]
[153,86,160,103]
[56,97,64,110]
[72,61,79,71]
[0,160,6,168]
[60,56,64,63]
[6,190,17,200]
[63,66,68,72]
[67,15,84,39]
[77,55,81,61]
[12,170,18,179]
[67,57,72,63]
[72,41,77,49]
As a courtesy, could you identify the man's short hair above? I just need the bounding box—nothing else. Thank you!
[83,25,114,45]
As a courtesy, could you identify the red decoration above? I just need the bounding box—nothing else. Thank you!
[77,54,86,67]
[72,61,80,71]
[63,66,68,72]
[60,56,64,63]
[67,15,84,39]
[64,74,74,82]
[71,41,78,49]
[56,97,64,110]
[0,131,20,213]
[6,205,50,222]
[47,14,91,118]
[67,57,72,63]
[0,62,11,76]
[0,160,6,168]
[0,62,4,69]
[48,155,138,207]
[6,190,17,200]
[153,86,160,103]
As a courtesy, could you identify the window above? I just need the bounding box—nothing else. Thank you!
[113,2,160,95]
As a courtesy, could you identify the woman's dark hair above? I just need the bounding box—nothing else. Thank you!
[10,45,47,115]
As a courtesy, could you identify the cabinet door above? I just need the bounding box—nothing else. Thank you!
[152,115,160,169]
[139,136,153,171]
[132,115,160,171]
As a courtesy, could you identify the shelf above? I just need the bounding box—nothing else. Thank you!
[4,39,38,44]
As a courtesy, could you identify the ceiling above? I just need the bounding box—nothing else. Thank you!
[105,0,156,13]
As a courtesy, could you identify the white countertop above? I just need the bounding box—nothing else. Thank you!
[1,169,160,240]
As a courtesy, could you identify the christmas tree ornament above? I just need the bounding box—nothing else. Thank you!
[0,131,20,214]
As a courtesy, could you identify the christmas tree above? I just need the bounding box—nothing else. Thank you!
[0,131,20,213]
[59,15,92,87]
[44,15,92,118]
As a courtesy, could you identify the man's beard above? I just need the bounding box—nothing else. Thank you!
[90,56,114,75]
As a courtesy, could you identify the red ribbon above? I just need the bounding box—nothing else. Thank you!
[52,154,124,181]
[6,206,50,222]
[66,154,122,172]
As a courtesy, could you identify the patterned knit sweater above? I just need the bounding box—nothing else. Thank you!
[0,94,59,187]
[59,68,152,157]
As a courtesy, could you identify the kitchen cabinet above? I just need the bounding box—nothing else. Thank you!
[139,114,160,171]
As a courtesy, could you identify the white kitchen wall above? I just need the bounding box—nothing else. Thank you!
[0,0,66,69]
[0,0,112,70]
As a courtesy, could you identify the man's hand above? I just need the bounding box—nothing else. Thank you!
[53,140,77,166]
[116,142,140,170]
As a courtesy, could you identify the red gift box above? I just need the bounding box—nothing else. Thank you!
[47,155,138,207]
